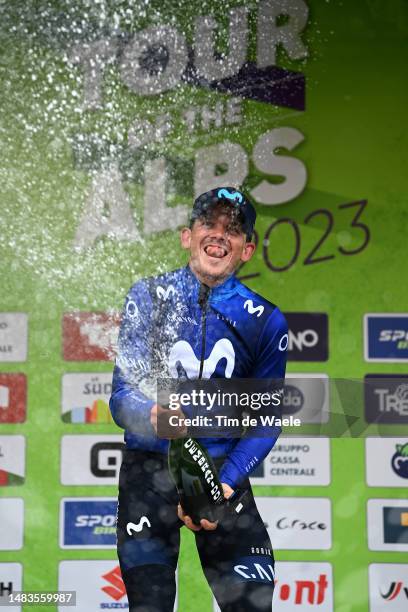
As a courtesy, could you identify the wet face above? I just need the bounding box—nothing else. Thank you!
[180,205,256,286]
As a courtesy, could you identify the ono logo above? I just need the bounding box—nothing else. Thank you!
[285,313,328,362]
[168,338,235,379]
[244,299,264,318]
[90,442,124,478]
[126,516,151,535]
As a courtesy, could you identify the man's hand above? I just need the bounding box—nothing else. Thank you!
[177,483,234,531]
[150,403,187,438]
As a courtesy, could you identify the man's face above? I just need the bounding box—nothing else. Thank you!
[180,206,256,286]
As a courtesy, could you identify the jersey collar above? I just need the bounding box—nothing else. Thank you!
[184,265,239,303]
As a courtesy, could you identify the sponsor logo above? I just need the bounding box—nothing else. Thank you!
[60,498,118,548]
[62,312,120,361]
[0,563,22,609]
[0,313,28,362]
[250,437,331,486]
[243,300,264,317]
[380,581,408,601]
[278,334,288,351]
[391,443,408,479]
[0,499,24,550]
[0,374,27,423]
[368,500,408,552]
[61,373,113,424]
[102,566,127,601]
[61,436,125,485]
[364,375,408,424]
[369,563,408,611]
[217,189,243,204]
[365,314,408,361]
[126,516,151,536]
[256,497,332,550]
[156,285,176,301]
[284,313,328,362]
[366,438,408,488]
[283,375,329,423]
[234,557,275,583]
[125,299,139,320]
[0,436,26,486]
[168,338,235,379]
[383,507,408,544]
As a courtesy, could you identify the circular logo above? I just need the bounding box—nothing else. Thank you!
[278,333,289,351]
[391,443,408,479]
[282,385,304,415]
[126,299,139,319]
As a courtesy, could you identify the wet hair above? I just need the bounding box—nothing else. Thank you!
[189,203,253,241]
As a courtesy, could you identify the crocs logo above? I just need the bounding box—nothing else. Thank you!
[217,189,243,204]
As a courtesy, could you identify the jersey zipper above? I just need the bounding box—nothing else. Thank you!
[198,284,211,379]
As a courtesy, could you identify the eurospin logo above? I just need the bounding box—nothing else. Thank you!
[60,498,117,548]
[365,314,408,361]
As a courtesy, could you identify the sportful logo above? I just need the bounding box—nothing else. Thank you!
[126,516,151,535]
[168,338,235,379]
[380,581,408,601]
[244,300,264,317]
[217,188,243,204]
[156,285,176,301]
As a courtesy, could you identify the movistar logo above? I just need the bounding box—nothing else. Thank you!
[157,285,176,301]
[168,338,235,379]
[244,299,264,317]
[217,188,243,204]
[126,516,151,535]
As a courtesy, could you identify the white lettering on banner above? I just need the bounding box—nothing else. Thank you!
[289,328,318,351]
[70,1,308,104]
[73,164,141,249]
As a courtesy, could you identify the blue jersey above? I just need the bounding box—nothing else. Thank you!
[109,265,288,488]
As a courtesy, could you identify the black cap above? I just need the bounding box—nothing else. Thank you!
[191,187,256,239]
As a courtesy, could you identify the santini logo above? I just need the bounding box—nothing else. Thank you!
[244,300,264,317]
[168,338,235,379]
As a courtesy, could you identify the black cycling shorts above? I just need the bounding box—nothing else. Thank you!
[117,450,275,612]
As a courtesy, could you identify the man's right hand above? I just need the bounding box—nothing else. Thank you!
[150,403,187,438]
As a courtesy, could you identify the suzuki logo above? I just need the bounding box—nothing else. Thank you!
[126,516,151,535]
[169,338,235,379]
[101,566,126,601]
[157,285,176,301]
[244,300,264,317]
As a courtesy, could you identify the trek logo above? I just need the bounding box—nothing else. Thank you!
[218,188,243,204]
[365,314,408,361]
[126,516,151,535]
[244,300,264,318]
[156,285,176,301]
[365,375,408,424]
[101,566,126,601]
[168,338,235,379]
[284,313,328,361]
[381,581,408,601]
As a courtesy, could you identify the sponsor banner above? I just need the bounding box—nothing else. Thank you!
[255,497,332,550]
[364,314,408,362]
[250,437,330,486]
[0,374,27,423]
[284,374,329,423]
[0,314,28,363]
[0,436,25,486]
[364,375,408,424]
[0,563,22,612]
[214,562,333,611]
[60,435,124,485]
[366,438,408,487]
[61,373,113,423]
[60,498,117,548]
[369,563,408,611]
[285,313,328,362]
[367,499,408,552]
[62,312,120,361]
[0,499,24,550]
[58,560,177,611]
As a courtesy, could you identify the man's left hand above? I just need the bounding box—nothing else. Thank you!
[177,483,234,531]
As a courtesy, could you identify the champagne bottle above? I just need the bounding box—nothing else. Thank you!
[168,436,225,524]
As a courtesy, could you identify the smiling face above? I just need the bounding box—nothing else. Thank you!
[180,204,256,287]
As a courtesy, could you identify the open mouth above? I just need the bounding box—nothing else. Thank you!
[203,244,228,259]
